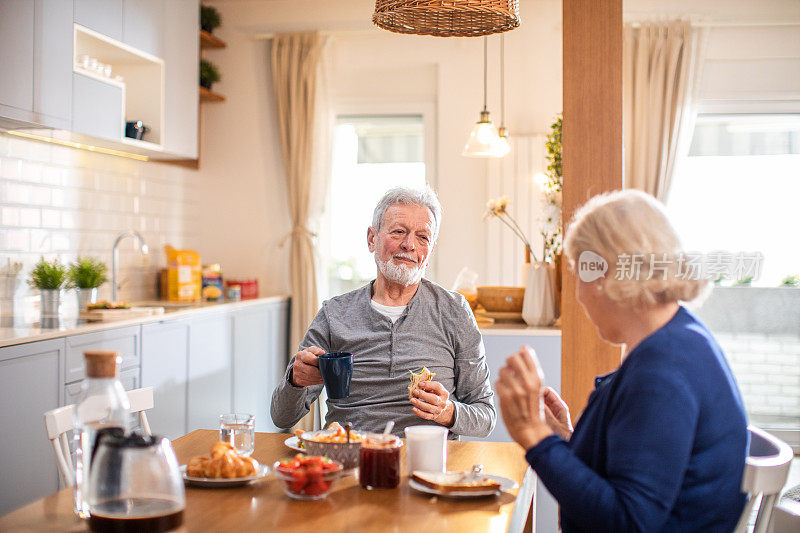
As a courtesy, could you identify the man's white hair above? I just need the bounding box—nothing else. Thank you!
[371,186,442,241]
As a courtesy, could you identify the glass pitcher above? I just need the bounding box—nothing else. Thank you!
[86,432,185,533]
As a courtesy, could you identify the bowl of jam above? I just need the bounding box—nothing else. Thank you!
[358,434,403,490]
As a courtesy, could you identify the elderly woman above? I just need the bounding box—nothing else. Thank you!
[496,190,747,532]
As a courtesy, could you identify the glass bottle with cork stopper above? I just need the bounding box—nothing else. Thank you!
[73,350,131,519]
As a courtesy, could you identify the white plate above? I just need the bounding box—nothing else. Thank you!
[408,474,518,498]
[180,464,270,488]
[284,436,305,452]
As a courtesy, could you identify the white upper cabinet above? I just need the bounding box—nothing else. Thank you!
[0,0,199,160]
[0,1,35,121]
[74,0,124,41]
[33,0,74,130]
[123,0,164,58]
[163,0,199,158]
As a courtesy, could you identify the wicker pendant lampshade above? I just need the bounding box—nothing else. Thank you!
[373,1,520,37]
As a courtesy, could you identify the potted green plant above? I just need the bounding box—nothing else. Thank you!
[200,59,221,90]
[780,275,799,287]
[200,5,222,34]
[69,256,109,310]
[28,257,69,327]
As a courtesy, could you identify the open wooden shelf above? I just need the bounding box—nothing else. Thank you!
[199,86,225,103]
[200,30,227,49]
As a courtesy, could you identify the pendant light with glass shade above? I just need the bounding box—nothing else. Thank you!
[495,33,511,157]
[463,37,504,158]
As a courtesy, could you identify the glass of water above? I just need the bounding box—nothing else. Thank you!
[219,413,255,457]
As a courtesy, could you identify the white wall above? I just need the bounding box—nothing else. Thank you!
[197,0,563,291]
[0,135,199,325]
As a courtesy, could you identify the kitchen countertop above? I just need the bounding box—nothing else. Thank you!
[479,322,561,336]
[0,296,289,348]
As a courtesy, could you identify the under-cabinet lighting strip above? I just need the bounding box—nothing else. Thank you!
[2,130,149,161]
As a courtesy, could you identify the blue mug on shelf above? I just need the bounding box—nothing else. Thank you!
[318,352,354,399]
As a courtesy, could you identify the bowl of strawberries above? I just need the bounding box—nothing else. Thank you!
[273,454,344,500]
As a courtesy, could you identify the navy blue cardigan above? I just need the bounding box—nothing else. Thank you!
[526,307,747,532]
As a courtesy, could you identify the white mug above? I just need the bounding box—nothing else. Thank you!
[404,425,447,474]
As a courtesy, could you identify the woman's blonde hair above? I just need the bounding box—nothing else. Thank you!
[563,190,709,307]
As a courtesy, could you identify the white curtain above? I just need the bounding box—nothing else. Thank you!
[271,32,331,431]
[623,21,708,200]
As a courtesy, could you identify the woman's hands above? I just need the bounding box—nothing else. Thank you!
[496,346,570,450]
[543,387,573,441]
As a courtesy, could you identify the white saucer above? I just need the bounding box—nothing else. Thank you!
[408,474,517,498]
[181,464,270,488]
[284,436,305,452]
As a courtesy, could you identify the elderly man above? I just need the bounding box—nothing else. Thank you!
[271,186,495,438]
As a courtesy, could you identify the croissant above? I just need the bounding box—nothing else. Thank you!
[186,441,259,479]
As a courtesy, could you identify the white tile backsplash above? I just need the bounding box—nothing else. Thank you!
[0,134,199,326]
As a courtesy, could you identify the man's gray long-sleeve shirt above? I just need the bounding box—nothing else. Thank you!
[270,279,496,438]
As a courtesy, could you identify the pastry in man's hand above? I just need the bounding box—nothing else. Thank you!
[408,367,436,400]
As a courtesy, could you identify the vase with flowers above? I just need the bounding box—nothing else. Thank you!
[484,195,558,326]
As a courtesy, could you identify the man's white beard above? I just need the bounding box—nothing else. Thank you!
[375,254,426,287]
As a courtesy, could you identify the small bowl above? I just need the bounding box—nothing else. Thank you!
[300,430,363,470]
[273,459,343,500]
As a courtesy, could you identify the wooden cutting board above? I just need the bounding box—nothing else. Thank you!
[79,307,165,322]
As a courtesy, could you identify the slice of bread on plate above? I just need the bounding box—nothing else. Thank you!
[411,471,501,493]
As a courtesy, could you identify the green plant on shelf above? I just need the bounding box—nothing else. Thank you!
[28,257,69,290]
[200,59,221,90]
[200,5,221,34]
[68,256,108,289]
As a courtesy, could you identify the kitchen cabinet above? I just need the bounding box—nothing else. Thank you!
[163,0,199,158]
[141,320,189,441]
[0,0,74,130]
[187,311,232,431]
[63,325,140,386]
[75,0,124,42]
[0,0,199,160]
[232,301,290,432]
[469,331,561,533]
[0,339,63,516]
[123,0,164,58]
[72,72,124,142]
[33,0,74,130]
[0,1,34,121]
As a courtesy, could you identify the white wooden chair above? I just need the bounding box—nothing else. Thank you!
[43,386,154,487]
[508,466,537,533]
[769,502,800,533]
[734,425,794,533]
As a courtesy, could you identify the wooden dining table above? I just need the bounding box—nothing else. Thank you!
[0,430,536,532]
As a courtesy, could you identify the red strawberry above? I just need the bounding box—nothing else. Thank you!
[288,469,307,493]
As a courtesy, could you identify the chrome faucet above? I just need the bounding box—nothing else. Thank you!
[112,231,149,302]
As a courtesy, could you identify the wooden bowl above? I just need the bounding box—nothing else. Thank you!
[476,286,525,313]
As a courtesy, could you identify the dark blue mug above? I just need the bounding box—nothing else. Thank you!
[318,352,354,399]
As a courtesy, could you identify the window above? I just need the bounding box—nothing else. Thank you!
[319,115,428,300]
[666,113,800,442]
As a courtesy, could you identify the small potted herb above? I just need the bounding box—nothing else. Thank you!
[200,59,221,90]
[200,5,222,34]
[69,256,109,310]
[780,275,799,287]
[28,257,69,327]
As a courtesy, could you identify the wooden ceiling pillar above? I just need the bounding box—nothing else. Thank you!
[561,0,623,420]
